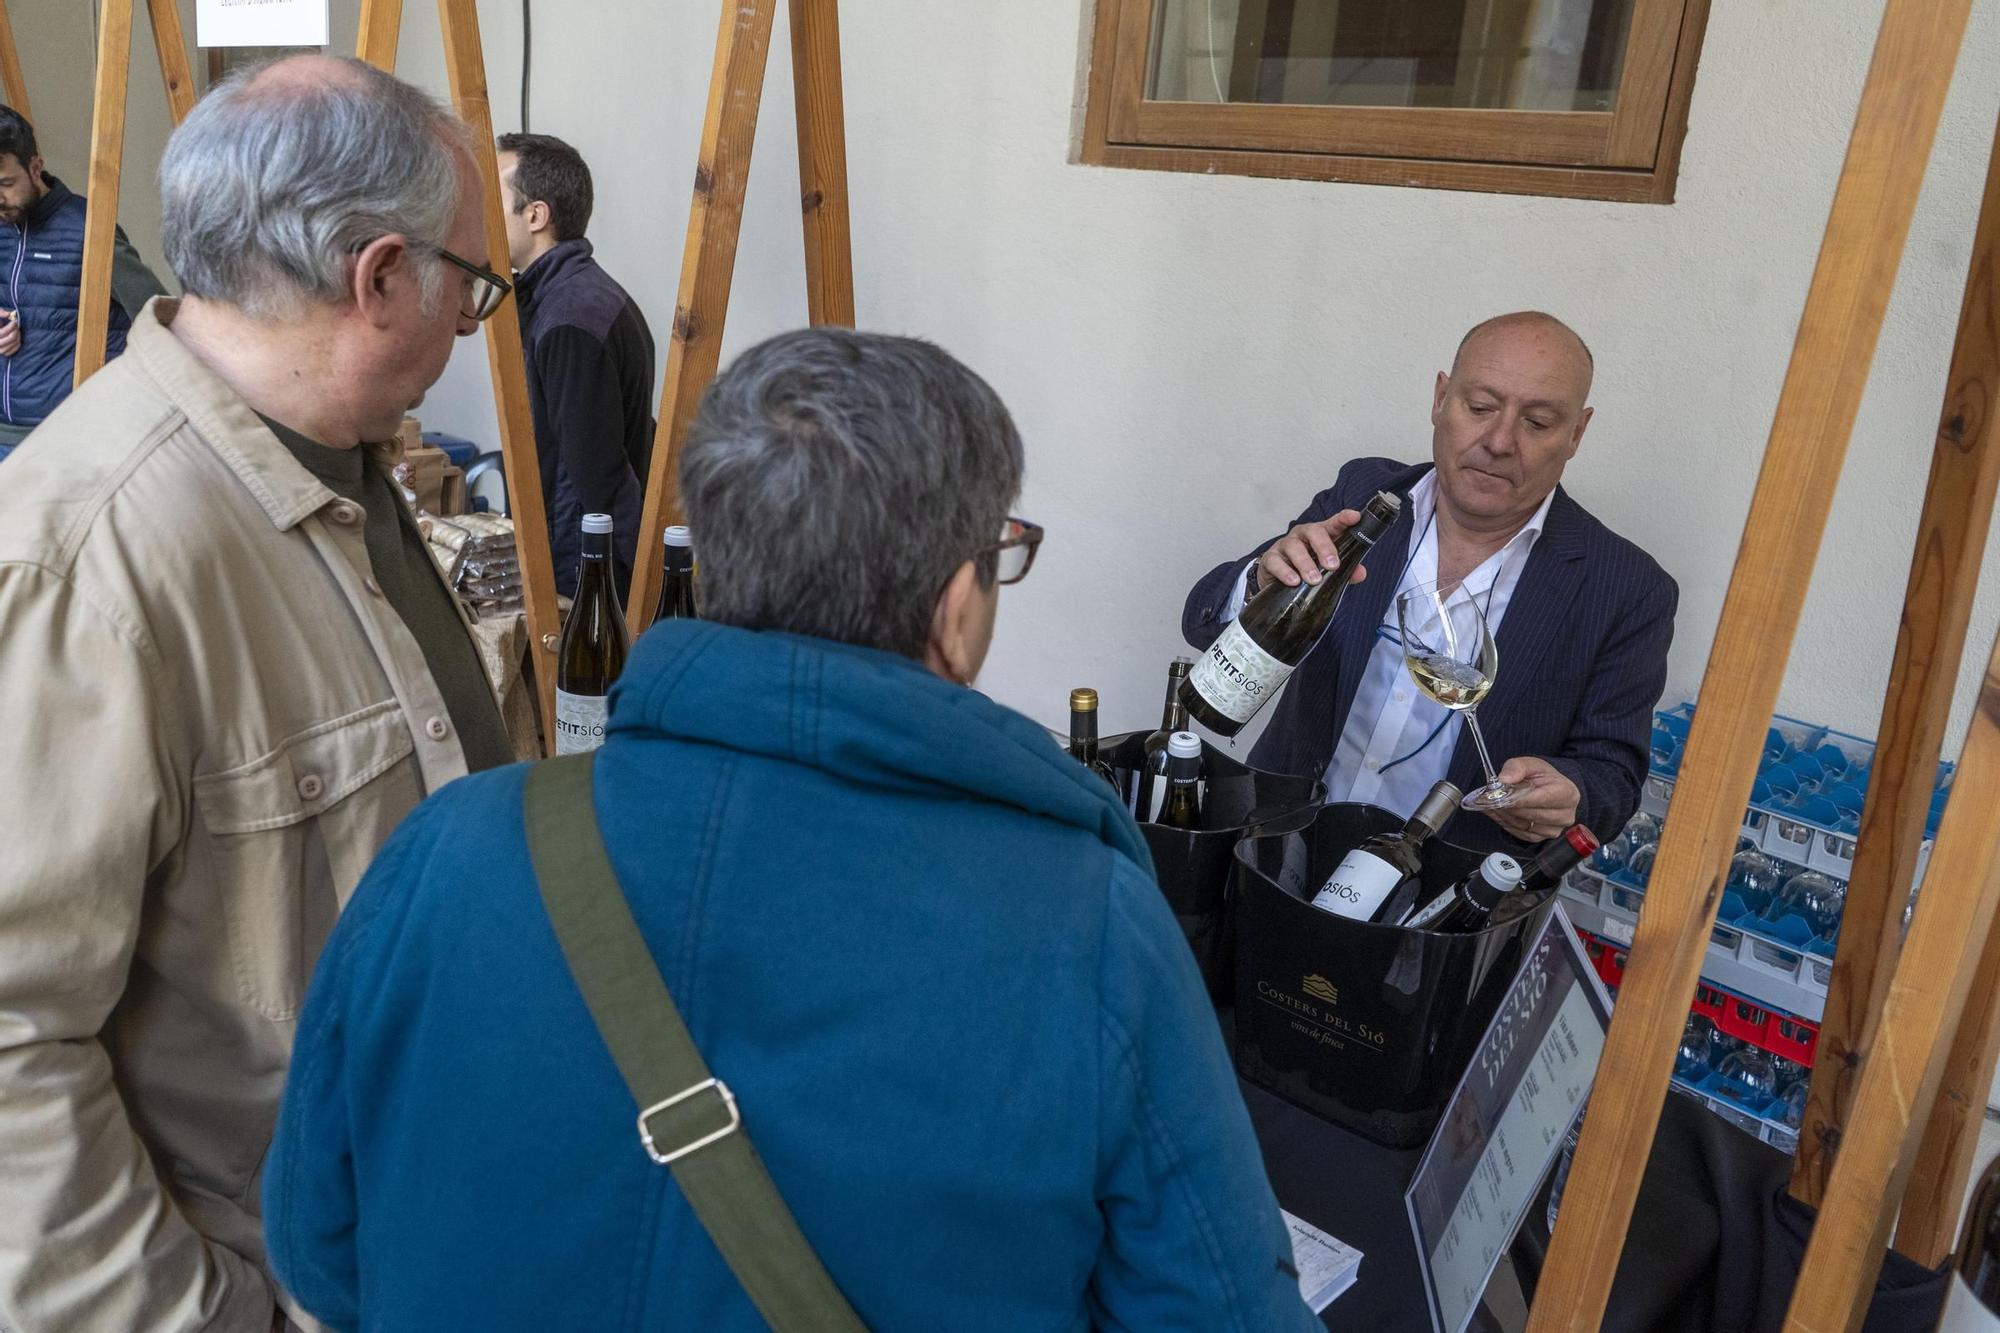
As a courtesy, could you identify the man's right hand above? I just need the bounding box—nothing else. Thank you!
[0,311,21,357]
[1256,509,1369,592]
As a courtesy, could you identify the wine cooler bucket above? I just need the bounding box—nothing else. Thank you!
[1231,803,1558,1147]
[1101,732,1325,1003]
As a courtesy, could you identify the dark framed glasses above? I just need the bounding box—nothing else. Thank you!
[354,236,512,322]
[975,516,1044,586]
[430,244,512,321]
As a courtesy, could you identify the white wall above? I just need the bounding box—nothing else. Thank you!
[19,0,2000,752]
[423,0,2000,761]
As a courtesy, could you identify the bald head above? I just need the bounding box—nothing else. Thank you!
[238,51,375,95]
[1452,311,1594,404]
[1429,310,1597,535]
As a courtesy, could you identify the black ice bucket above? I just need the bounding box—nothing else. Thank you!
[1099,732,1324,1003]
[1231,802,1558,1148]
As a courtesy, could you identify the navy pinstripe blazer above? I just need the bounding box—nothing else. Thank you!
[1182,458,1678,854]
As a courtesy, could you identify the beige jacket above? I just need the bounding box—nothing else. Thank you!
[0,300,477,1331]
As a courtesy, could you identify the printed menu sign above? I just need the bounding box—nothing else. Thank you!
[196,0,330,47]
[1404,905,1612,1333]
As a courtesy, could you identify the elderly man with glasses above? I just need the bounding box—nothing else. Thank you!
[0,55,515,1332]
[262,327,1321,1333]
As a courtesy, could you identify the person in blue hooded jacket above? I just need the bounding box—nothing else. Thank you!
[263,327,1320,1332]
[0,105,169,459]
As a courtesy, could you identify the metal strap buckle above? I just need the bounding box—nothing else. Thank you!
[637,1077,741,1166]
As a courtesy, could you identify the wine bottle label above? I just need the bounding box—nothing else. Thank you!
[554,690,610,755]
[1940,1274,2000,1330]
[1310,849,1405,919]
[1190,622,1293,725]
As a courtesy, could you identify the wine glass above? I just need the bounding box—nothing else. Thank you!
[1396,579,1513,810]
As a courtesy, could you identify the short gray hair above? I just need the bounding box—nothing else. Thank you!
[681,329,1025,660]
[160,56,471,320]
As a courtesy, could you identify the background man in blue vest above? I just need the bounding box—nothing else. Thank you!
[0,106,168,461]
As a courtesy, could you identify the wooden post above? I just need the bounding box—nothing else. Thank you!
[1784,626,2000,1331]
[74,0,135,389]
[627,0,780,633]
[1525,1,1975,1326]
[1791,100,2000,1214]
[0,0,31,120]
[357,0,405,74]
[433,0,562,750]
[1897,889,2000,1264]
[790,0,854,328]
[146,0,196,124]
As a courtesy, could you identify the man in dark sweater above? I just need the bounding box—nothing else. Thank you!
[498,132,657,598]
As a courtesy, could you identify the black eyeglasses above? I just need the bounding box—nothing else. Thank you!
[353,237,512,322]
[429,244,512,321]
[974,516,1044,586]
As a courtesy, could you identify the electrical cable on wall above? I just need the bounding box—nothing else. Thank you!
[520,0,532,131]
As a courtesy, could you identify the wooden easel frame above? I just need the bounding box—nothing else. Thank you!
[69,0,564,747]
[624,0,856,631]
[73,0,196,387]
[1528,0,2000,1327]
[353,0,561,746]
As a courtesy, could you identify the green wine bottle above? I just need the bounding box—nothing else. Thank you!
[1067,688,1118,791]
[656,524,699,623]
[555,513,629,755]
[1156,731,1204,830]
[1182,491,1400,737]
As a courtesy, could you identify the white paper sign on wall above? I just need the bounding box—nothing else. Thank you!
[195,0,330,48]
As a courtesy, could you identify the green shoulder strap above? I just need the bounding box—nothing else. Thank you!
[522,753,869,1332]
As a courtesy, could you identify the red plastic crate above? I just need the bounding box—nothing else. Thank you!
[1583,933,1820,1069]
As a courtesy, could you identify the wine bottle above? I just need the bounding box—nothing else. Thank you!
[1520,825,1600,893]
[1067,688,1118,790]
[1134,657,1194,819]
[1156,731,1204,830]
[1182,490,1401,737]
[655,524,698,623]
[1309,780,1460,921]
[1945,1156,2000,1326]
[1401,852,1523,932]
[555,513,630,755]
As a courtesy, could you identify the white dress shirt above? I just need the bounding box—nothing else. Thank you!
[1224,471,1556,819]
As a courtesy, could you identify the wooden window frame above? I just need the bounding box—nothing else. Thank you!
[1079,0,1712,203]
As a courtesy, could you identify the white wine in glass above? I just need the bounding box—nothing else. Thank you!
[1396,579,1515,811]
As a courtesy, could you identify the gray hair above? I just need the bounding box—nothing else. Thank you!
[160,56,471,321]
[680,328,1025,660]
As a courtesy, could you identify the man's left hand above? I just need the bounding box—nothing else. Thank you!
[1487,756,1581,844]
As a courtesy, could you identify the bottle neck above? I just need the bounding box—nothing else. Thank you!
[663,545,694,574]
[1160,671,1189,731]
[1069,711,1099,758]
[1465,870,1509,911]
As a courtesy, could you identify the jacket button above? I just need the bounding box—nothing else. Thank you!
[297,773,324,801]
[425,717,450,741]
[329,502,361,526]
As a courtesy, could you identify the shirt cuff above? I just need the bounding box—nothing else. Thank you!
[1222,558,1257,622]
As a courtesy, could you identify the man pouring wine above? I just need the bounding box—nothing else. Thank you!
[1181,311,1678,853]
